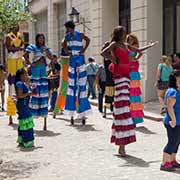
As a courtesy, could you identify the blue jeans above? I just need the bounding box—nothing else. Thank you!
[87,75,96,98]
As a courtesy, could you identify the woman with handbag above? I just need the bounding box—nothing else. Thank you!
[154,56,173,115]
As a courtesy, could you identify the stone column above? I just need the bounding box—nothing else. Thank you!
[28,20,36,44]
[131,0,148,102]
[48,0,58,55]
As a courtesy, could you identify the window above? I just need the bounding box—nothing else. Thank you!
[163,0,180,54]
[119,0,131,33]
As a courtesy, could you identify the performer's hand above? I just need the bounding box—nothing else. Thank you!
[154,82,157,87]
[170,120,176,128]
[79,49,85,55]
[31,63,36,67]
[67,50,72,55]
[149,41,159,47]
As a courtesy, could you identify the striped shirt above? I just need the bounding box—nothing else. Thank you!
[26,44,53,63]
[65,31,83,55]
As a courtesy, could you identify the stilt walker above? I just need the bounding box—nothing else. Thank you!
[23,34,53,131]
[5,24,24,125]
[63,21,91,125]
[53,47,70,118]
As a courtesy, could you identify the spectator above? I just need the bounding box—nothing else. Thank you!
[48,55,61,112]
[0,64,7,111]
[160,70,180,172]
[172,53,180,70]
[154,55,173,115]
[100,41,114,118]
[15,68,36,148]
[86,57,98,99]
[96,61,106,113]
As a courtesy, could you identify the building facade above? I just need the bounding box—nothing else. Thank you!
[27,0,180,102]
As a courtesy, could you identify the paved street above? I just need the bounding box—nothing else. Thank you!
[0,105,180,180]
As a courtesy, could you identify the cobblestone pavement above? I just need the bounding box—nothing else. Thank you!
[0,106,180,180]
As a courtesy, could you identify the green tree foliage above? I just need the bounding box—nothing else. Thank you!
[0,0,32,40]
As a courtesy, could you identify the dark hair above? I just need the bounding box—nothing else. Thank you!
[170,54,175,63]
[52,54,57,58]
[64,21,75,29]
[36,34,45,47]
[88,57,95,62]
[15,68,26,85]
[9,24,19,32]
[168,70,180,89]
[0,64,4,70]
[175,52,180,59]
[111,26,126,43]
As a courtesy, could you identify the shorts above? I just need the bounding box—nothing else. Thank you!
[157,80,168,90]
[48,78,60,91]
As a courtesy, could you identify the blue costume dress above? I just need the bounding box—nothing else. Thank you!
[16,81,34,148]
[26,44,52,117]
[64,31,91,117]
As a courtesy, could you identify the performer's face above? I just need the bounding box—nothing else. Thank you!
[21,71,28,82]
[12,25,19,33]
[38,35,45,46]
[66,27,74,34]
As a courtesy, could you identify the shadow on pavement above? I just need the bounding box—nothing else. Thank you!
[103,117,113,120]
[9,123,18,130]
[172,169,180,174]
[69,124,101,132]
[115,154,160,167]
[19,146,43,152]
[34,130,61,137]
[136,126,157,135]
[55,117,70,123]
[0,160,39,180]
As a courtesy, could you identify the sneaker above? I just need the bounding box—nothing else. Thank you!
[171,160,180,168]
[160,162,176,172]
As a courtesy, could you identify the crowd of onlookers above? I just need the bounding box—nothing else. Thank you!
[155,53,180,115]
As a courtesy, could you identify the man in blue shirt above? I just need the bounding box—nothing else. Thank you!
[86,57,99,99]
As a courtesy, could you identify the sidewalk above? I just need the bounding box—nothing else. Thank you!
[89,98,163,121]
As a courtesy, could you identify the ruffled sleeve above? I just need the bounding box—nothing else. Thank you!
[166,88,177,98]
[16,81,23,90]
[26,44,35,53]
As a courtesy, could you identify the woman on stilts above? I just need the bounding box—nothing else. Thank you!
[101,26,136,156]
[5,24,24,125]
[126,34,158,125]
[24,34,53,130]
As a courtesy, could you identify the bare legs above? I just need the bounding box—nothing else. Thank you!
[118,145,126,157]
[157,89,166,114]
[43,117,47,131]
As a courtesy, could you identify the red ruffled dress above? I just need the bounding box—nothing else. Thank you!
[109,47,136,146]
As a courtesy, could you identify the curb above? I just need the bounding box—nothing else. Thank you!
[89,100,163,122]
